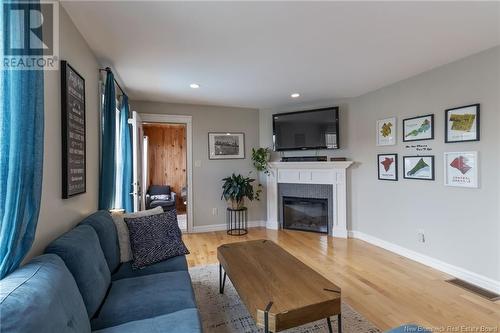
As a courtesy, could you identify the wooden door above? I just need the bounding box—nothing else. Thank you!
[143,123,187,213]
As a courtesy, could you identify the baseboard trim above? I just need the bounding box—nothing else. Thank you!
[191,221,265,233]
[348,230,500,294]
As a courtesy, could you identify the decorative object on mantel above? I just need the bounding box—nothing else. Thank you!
[403,155,435,181]
[376,117,397,146]
[377,154,398,181]
[251,147,271,174]
[444,151,479,188]
[331,157,347,161]
[208,132,245,159]
[403,114,434,142]
[445,104,480,143]
[61,60,86,198]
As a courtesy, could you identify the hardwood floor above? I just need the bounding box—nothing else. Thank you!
[183,227,500,331]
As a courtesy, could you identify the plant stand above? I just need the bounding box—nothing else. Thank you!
[226,207,248,236]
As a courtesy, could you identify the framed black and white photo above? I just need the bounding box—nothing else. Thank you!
[444,151,478,188]
[61,61,86,198]
[403,114,434,142]
[403,155,435,181]
[378,154,398,181]
[376,117,396,146]
[208,132,245,159]
[445,104,480,143]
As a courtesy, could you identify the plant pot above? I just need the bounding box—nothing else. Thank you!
[228,198,245,210]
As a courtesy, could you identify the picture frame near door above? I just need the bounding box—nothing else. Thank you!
[403,114,434,142]
[61,60,86,198]
[376,117,397,146]
[208,132,245,159]
[403,155,435,181]
[444,151,479,188]
[445,104,480,143]
[377,154,398,181]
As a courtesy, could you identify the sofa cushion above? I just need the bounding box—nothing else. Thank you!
[81,210,120,273]
[45,225,110,318]
[112,206,164,263]
[93,308,202,333]
[0,254,91,333]
[111,255,188,281]
[125,210,189,269]
[91,271,197,330]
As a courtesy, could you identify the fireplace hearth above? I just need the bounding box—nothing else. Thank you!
[283,196,328,233]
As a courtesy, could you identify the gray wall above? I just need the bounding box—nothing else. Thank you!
[260,46,500,281]
[130,101,265,227]
[27,7,100,260]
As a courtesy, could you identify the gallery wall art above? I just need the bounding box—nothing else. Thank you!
[445,104,480,143]
[376,117,396,146]
[444,151,478,188]
[403,155,435,180]
[377,154,398,181]
[403,114,434,142]
[208,132,245,160]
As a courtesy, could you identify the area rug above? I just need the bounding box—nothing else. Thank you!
[190,264,380,333]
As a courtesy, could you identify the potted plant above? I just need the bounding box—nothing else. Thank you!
[251,147,271,175]
[221,173,259,209]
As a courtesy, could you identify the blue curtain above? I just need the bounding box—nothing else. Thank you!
[98,69,116,210]
[119,95,133,212]
[0,2,45,278]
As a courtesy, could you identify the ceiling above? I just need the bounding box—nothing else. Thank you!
[62,1,500,109]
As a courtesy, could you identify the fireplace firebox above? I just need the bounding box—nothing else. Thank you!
[282,196,328,234]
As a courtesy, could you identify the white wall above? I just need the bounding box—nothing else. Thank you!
[27,7,100,259]
[130,101,265,227]
[260,46,500,282]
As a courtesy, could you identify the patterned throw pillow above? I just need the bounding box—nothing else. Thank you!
[124,209,189,270]
[150,194,170,201]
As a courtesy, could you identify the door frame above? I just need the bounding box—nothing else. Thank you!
[139,113,194,233]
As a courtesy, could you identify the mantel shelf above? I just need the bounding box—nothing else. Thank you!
[269,161,354,170]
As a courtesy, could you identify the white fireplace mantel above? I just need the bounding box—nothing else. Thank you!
[266,161,354,238]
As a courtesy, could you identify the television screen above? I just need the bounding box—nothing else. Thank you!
[273,107,339,151]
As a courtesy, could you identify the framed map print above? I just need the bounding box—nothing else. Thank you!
[403,114,434,142]
[445,104,480,143]
[378,154,398,181]
[376,117,396,146]
[444,151,478,188]
[403,155,435,180]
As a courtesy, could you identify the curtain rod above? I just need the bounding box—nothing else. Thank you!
[99,67,126,96]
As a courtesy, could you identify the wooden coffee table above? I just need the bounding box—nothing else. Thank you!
[217,240,342,333]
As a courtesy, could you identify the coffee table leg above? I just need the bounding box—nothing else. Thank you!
[219,263,227,294]
[326,317,333,333]
[338,314,342,333]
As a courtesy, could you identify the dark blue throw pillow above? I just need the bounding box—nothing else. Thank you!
[124,209,189,270]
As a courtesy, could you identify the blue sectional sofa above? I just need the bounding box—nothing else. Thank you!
[0,211,202,333]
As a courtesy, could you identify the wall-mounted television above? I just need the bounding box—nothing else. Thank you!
[273,107,339,151]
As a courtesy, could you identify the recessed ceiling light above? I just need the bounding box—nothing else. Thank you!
[190,83,200,89]
[291,93,300,98]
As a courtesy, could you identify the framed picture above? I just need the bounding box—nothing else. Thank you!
[403,114,434,142]
[403,155,435,180]
[445,104,480,143]
[61,60,86,198]
[376,117,396,146]
[444,151,478,188]
[378,154,398,181]
[208,132,245,159]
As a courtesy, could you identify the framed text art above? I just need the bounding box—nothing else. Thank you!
[61,61,86,198]
[444,151,479,188]
[403,155,435,181]
[208,132,245,160]
[403,114,434,142]
[377,154,398,181]
[376,117,396,146]
[445,104,480,143]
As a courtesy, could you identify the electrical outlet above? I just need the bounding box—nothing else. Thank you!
[212,208,218,216]
[417,229,425,243]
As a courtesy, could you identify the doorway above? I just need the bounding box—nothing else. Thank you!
[138,114,193,233]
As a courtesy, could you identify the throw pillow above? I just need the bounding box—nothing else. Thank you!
[112,206,163,262]
[150,194,170,201]
[125,209,190,270]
